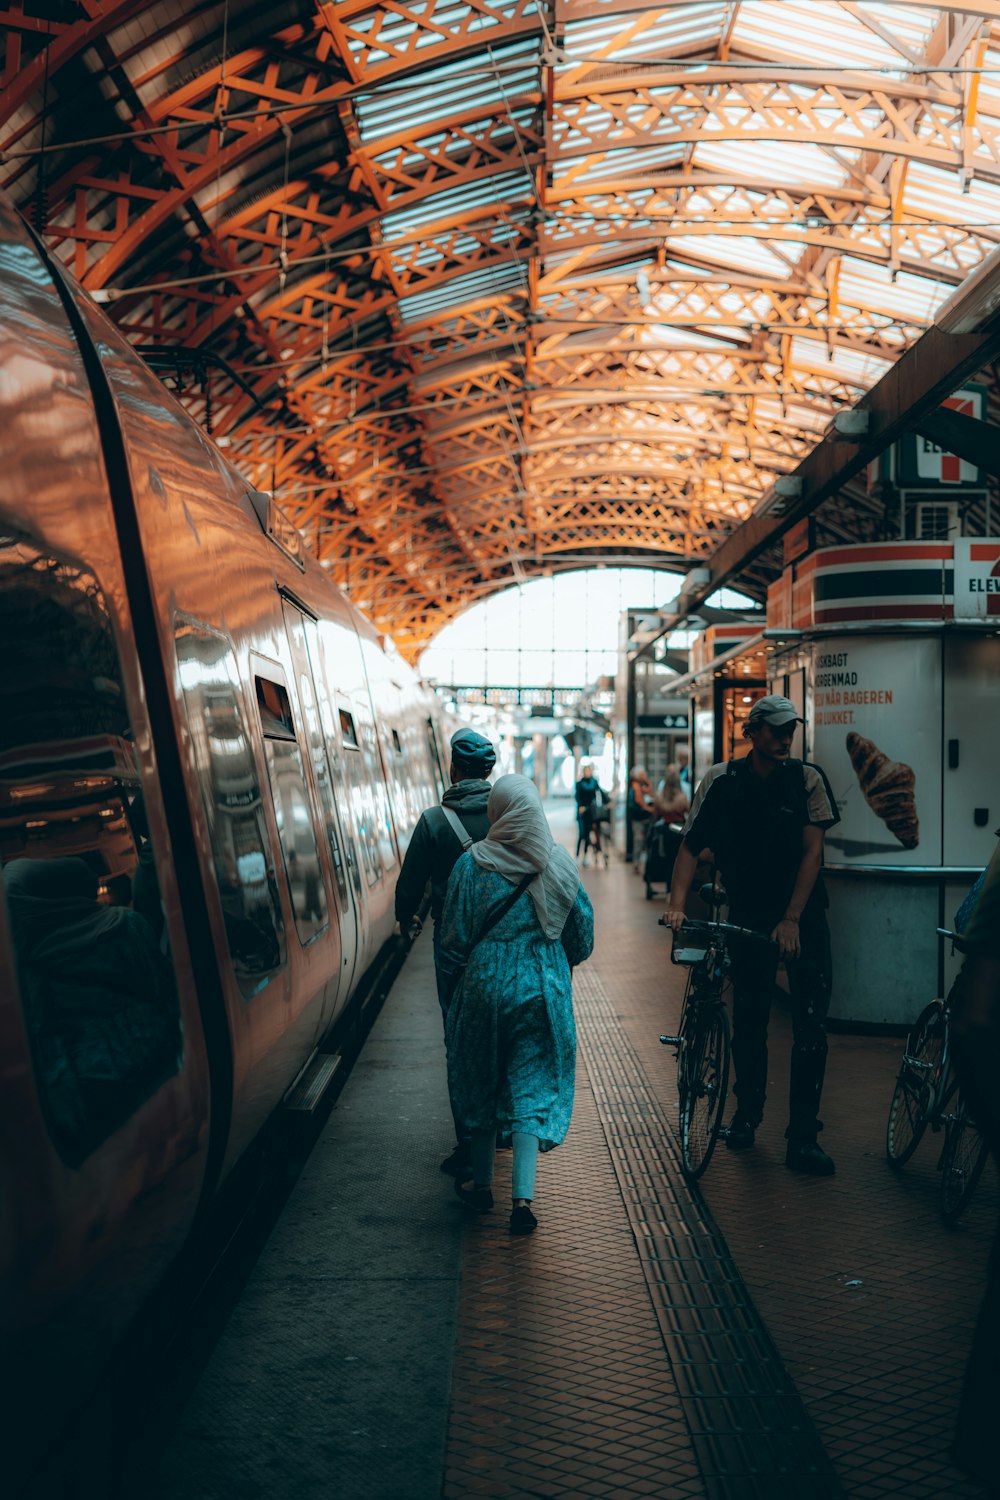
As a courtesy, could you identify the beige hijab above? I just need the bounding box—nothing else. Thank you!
[470,774,581,941]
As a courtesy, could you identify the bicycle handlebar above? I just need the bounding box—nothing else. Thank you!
[658,915,775,947]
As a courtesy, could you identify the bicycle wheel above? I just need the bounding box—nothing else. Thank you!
[886,1001,945,1168]
[680,1003,731,1181]
[940,1097,990,1224]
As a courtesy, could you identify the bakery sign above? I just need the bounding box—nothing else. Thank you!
[810,634,942,866]
[953,538,1000,620]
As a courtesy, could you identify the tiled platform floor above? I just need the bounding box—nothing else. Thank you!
[149,800,996,1500]
[567,810,995,1500]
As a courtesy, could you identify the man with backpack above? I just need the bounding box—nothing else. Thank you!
[395,726,496,1175]
[663,696,840,1176]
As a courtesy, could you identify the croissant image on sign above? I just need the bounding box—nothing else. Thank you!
[845,732,919,849]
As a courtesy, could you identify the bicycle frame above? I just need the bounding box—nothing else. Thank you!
[660,917,772,1180]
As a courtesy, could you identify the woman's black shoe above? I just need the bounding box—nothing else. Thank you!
[509,1205,537,1235]
[454,1180,493,1212]
[440,1145,471,1177]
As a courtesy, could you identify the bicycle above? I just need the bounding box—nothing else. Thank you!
[885,931,991,1224]
[658,910,774,1181]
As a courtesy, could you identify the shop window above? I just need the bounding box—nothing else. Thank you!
[0,532,182,1163]
[255,670,329,946]
[175,624,286,996]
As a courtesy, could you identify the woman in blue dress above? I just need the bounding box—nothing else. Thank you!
[437,774,594,1235]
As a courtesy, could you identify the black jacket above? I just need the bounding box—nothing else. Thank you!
[394,779,491,927]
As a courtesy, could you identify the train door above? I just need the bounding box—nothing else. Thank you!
[282,599,359,999]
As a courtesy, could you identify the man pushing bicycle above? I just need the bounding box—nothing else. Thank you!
[663,696,840,1176]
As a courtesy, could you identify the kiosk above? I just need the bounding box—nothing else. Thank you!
[765,539,1000,1025]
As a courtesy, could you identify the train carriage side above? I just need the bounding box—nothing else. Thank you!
[61,256,442,1171]
[1,190,448,1492]
[0,189,212,1497]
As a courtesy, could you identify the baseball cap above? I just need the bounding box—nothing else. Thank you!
[746,694,804,728]
[450,727,496,773]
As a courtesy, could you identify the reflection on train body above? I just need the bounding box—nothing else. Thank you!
[0,188,449,1495]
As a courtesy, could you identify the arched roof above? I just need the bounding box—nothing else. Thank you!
[4,1,1000,657]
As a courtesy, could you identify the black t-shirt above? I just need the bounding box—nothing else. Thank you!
[682,756,839,928]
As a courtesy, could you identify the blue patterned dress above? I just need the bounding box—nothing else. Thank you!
[437,853,595,1151]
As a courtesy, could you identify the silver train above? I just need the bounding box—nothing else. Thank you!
[0,190,449,1491]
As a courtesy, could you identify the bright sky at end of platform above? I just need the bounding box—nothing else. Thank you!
[419,568,756,690]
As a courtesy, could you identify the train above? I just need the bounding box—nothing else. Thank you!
[0,189,450,1492]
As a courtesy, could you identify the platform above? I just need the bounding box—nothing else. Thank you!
[146,804,995,1500]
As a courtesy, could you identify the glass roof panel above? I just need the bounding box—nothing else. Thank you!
[381,172,533,240]
[398,262,527,324]
[354,37,540,143]
[731,0,936,70]
[665,233,805,279]
[692,139,852,189]
[836,257,952,324]
[559,3,729,62]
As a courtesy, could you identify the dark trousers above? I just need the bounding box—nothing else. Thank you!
[729,910,832,1140]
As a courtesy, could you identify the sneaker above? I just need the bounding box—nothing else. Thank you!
[785,1140,835,1176]
[440,1145,471,1177]
[509,1205,537,1235]
[724,1115,757,1151]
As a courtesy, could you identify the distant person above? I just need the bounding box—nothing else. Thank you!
[676,744,692,801]
[657,763,689,821]
[574,762,605,865]
[627,765,656,868]
[645,764,690,895]
[950,838,1000,1492]
[663,696,840,1175]
[437,775,594,1235]
[394,727,496,1177]
[2,856,179,1152]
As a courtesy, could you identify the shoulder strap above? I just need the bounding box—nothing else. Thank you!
[475,872,536,947]
[439,803,474,852]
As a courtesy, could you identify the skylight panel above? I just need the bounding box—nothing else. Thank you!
[667,233,804,279]
[380,172,533,241]
[398,262,525,324]
[559,3,728,64]
[354,37,539,143]
[643,324,742,353]
[836,257,950,325]
[551,143,689,188]
[789,335,893,388]
[693,139,851,190]
[903,162,1000,229]
[731,0,932,72]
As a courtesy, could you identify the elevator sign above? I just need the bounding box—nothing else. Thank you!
[954,539,1000,619]
[897,385,987,488]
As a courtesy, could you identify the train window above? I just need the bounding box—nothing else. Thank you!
[391,728,402,754]
[175,624,286,997]
[339,708,359,748]
[255,676,296,739]
[426,719,446,799]
[255,671,329,946]
[0,533,182,1163]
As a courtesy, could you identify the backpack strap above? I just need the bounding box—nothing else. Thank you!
[439,804,474,852]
